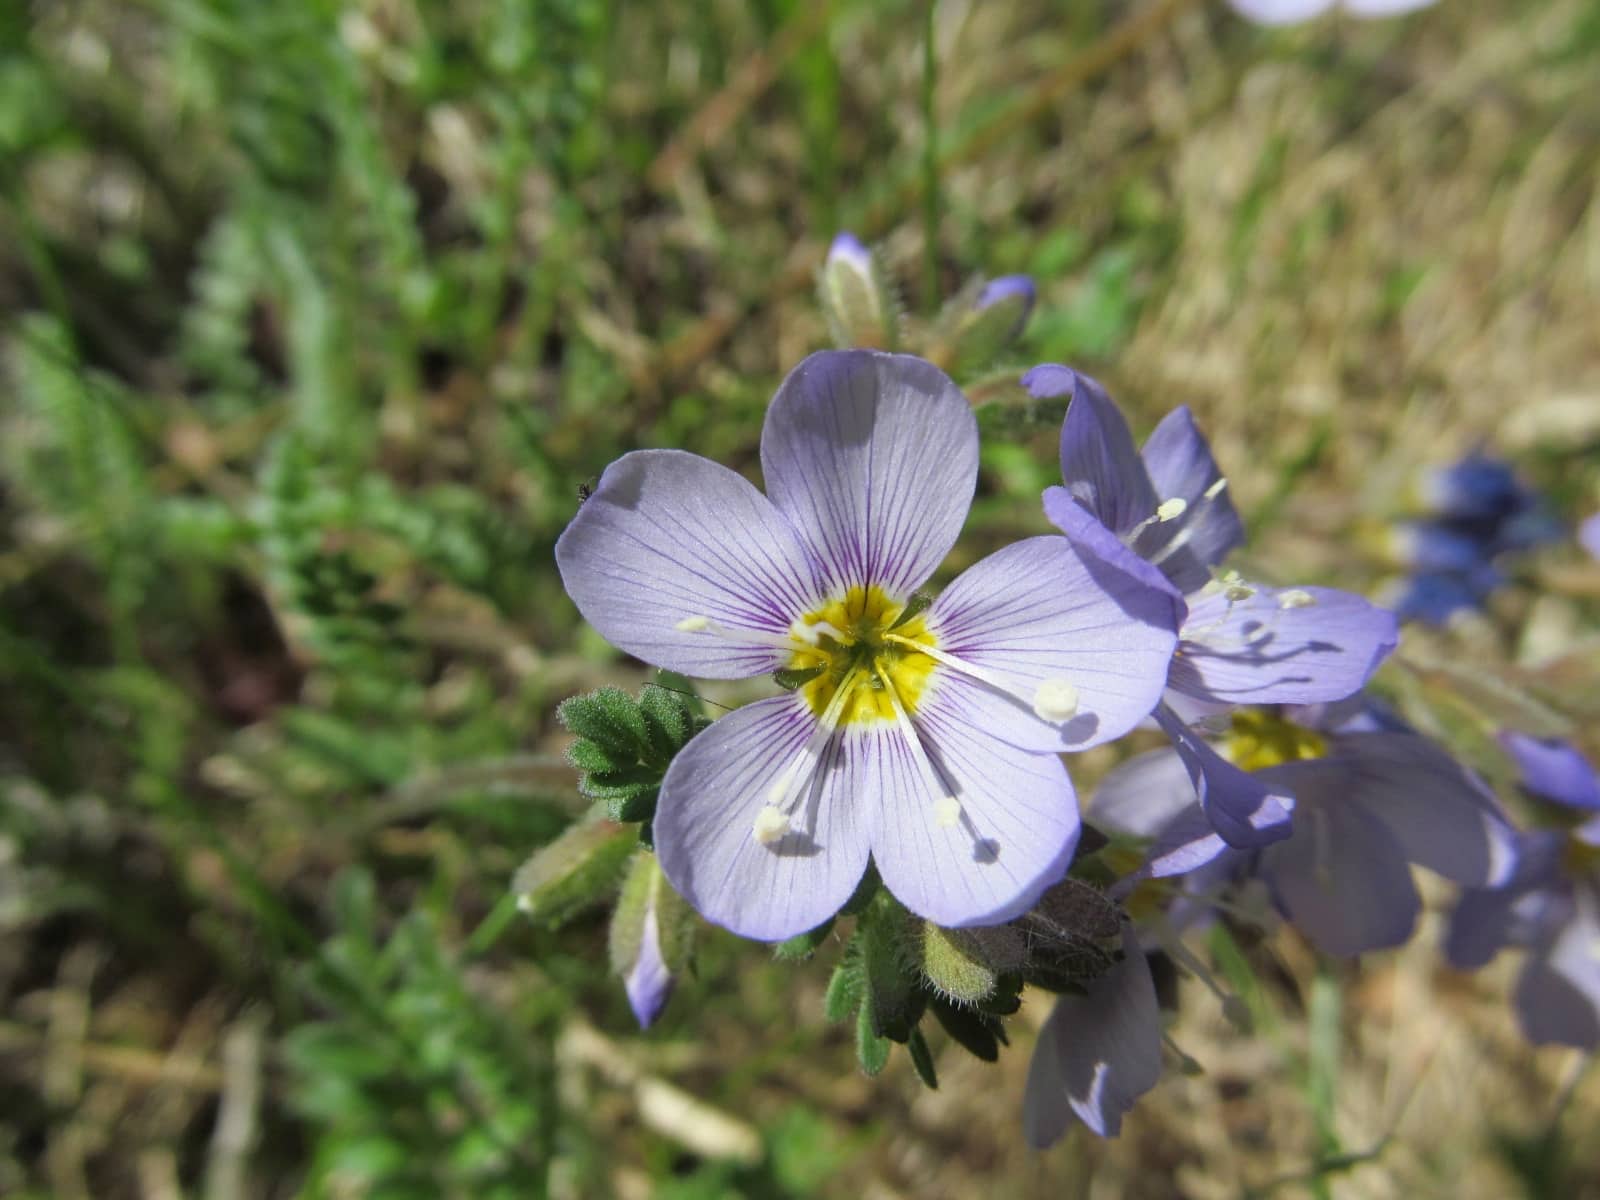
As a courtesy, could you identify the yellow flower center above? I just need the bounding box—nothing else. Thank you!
[787,585,939,727]
[1221,710,1327,772]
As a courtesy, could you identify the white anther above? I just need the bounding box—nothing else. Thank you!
[752,805,791,845]
[1156,497,1188,522]
[934,796,962,828]
[675,615,711,632]
[1278,589,1315,609]
[1224,583,1256,602]
[1032,678,1080,722]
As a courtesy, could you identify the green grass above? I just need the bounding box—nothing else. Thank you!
[3,1,1599,1197]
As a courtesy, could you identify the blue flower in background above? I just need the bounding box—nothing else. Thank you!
[1025,365,1398,858]
[1091,699,1519,957]
[1447,733,1600,1049]
[1388,451,1562,626]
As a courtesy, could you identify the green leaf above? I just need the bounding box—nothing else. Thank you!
[906,1029,938,1090]
[855,1002,891,1077]
[637,683,692,761]
[859,895,920,1042]
[558,688,649,759]
[566,737,626,774]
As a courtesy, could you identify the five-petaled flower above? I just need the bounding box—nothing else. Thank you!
[1092,699,1520,956]
[1026,365,1399,856]
[557,350,1181,941]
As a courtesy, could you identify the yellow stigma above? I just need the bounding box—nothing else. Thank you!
[1222,711,1327,772]
[787,585,938,726]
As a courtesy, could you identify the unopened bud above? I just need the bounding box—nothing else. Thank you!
[609,852,695,1029]
[818,232,899,350]
[939,274,1037,372]
[920,922,1026,1005]
[512,808,638,929]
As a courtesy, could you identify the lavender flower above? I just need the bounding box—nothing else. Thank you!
[1093,703,1519,957]
[557,351,1181,941]
[1447,735,1600,1048]
[1022,929,1162,1144]
[1228,0,1434,25]
[1025,365,1398,854]
[1581,512,1600,561]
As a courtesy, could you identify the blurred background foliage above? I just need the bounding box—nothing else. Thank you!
[2,0,1598,1196]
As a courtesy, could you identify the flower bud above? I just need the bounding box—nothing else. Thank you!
[817,231,899,350]
[512,808,637,929]
[609,852,694,1029]
[920,922,1026,1006]
[935,274,1037,373]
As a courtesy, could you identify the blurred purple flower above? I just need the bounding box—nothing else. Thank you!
[1026,365,1397,856]
[825,231,874,276]
[623,898,674,1028]
[1092,704,1519,957]
[1581,513,1600,561]
[558,350,1181,941]
[1447,738,1600,1048]
[1022,929,1162,1143]
[1388,451,1561,627]
[1228,0,1434,25]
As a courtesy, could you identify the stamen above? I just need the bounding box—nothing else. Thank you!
[1143,476,1231,570]
[1148,913,1252,1033]
[752,805,791,844]
[763,668,860,814]
[875,664,964,830]
[884,632,1084,731]
[1032,678,1079,721]
[676,614,809,652]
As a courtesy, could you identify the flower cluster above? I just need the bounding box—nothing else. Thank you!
[540,246,1588,1150]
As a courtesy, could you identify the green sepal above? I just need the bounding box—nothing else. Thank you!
[855,1003,891,1077]
[919,923,1026,1007]
[773,665,826,691]
[774,919,834,961]
[823,951,865,1023]
[608,852,695,981]
[930,996,1004,1063]
[906,1029,939,1090]
[558,688,649,760]
[859,894,922,1043]
[512,806,638,928]
[566,737,627,774]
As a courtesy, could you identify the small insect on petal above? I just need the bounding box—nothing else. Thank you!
[1032,678,1080,722]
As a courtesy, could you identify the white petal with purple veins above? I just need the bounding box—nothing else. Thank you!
[761,351,977,601]
[556,450,823,679]
[922,536,1181,753]
[654,695,871,942]
[866,702,1079,929]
